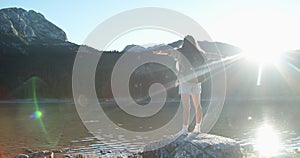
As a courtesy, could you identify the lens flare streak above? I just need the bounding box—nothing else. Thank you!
[256,64,264,86]
[287,62,300,73]
[30,77,49,137]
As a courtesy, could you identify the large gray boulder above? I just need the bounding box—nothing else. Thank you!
[143,133,243,158]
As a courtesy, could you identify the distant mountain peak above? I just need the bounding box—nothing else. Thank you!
[122,44,147,52]
[0,7,67,43]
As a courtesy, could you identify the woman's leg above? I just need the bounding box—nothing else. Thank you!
[174,94,190,136]
[181,94,191,127]
[191,93,202,133]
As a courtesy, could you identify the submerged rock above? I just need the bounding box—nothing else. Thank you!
[143,133,243,158]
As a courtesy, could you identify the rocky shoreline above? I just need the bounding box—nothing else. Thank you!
[15,133,243,158]
[14,133,300,158]
[15,148,143,158]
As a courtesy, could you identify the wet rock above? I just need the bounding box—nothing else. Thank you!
[51,149,63,153]
[15,154,29,158]
[74,154,86,158]
[29,151,54,158]
[63,154,72,158]
[24,149,33,153]
[100,150,106,155]
[143,133,243,158]
[137,151,143,155]
[61,148,70,152]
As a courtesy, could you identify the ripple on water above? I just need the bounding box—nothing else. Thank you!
[70,140,80,143]
[83,120,100,123]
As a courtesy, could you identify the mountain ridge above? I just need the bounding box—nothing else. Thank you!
[0,7,243,56]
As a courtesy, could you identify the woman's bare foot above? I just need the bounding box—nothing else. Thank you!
[192,129,201,134]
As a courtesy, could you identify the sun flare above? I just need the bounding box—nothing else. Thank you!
[241,47,284,86]
[242,49,282,65]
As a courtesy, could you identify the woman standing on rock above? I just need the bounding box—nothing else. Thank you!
[155,35,207,135]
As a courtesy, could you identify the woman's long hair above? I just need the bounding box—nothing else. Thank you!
[179,35,207,82]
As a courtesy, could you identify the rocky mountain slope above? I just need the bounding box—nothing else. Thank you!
[0,8,66,42]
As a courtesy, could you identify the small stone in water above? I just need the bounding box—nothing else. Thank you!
[29,151,54,158]
[100,150,106,154]
[63,154,72,158]
[75,154,86,158]
[24,149,33,153]
[15,154,29,158]
[137,151,143,155]
[62,148,70,152]
[51,149,63,153]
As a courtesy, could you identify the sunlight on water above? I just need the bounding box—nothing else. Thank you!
[255,124,282,157]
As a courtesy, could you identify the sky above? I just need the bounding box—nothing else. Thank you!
[1,0,300,52]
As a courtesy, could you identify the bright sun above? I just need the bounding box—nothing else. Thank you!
[241,47,283,86]
[214,9,298,67]
[242,48,282,65]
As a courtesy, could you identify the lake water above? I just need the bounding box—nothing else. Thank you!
[0,98,300,157]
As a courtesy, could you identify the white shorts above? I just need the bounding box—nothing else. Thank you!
[179,82,201,94]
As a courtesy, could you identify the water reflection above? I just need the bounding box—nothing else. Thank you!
[254,124,282,157]
[1,101,300,156]
[211,101,300,156]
